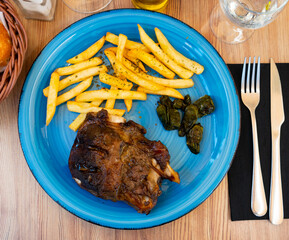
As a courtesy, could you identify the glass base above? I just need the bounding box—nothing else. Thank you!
[62,0,112,14]
[210,4,254,44]
[132,0,168,12]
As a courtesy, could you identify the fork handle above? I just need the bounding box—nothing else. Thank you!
[250,110,267,217]
[269,130,283,225]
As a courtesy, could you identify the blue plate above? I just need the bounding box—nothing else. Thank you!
[18,9,240,229]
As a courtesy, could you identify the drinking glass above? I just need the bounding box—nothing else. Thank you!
[132,0,169,12]
[210,0,289,44]
[62,0,112,14]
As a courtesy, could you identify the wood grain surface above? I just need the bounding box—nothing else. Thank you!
[1,0,289,239]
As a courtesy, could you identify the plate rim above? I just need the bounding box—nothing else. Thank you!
[18,8,241,230]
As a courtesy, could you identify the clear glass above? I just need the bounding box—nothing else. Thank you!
[210,0,289,44]
[62,0,112,14]
[13,0,57,21]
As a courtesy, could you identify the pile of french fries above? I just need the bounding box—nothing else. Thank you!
[44,24,204,131]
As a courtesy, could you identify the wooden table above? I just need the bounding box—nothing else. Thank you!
[1,0,289,239]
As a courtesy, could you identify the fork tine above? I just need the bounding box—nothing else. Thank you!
[256,57,261,93]
[246,57,251,93]
[241,57,247,93]
[251,56,256,92]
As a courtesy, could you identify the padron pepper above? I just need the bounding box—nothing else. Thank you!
[157,96,181,130]
[193,95,215,118]
[178,104,198,137]
[186,123,203,154]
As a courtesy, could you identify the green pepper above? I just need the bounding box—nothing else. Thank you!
[172,95,191,110]
[184,94,191,106]
[193,95,215,118]
[157,99,181,130]
[186,123,203,154]
[159,95,172,108]
[167,108,181,130]
[172,99,184,109]
[178,104,198,137]
[157,104,168,128]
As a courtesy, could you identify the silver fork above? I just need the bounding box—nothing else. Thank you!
[241,56,267,217]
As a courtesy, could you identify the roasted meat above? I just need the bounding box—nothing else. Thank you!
[69,110,180,214]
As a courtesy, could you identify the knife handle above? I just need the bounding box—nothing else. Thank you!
[269,130,283,225]
[250,110,267,217]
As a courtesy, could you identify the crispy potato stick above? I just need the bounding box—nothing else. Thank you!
[128,49,175,79]
[138,24,193,79]
[124,99,133,112]
[69,110,125,132]
[99,73,133,90]
[56,57,102,76]
[103,51,137,112]
[116,34,127,62]
[155,28,204,74]
[43,65,107,97]
[104,49,117,71]
[67,101,125,116]
[114,61,164,91]
[46,72,60,126]
[143,76,194,89]
[134,59,146,73]
[105,86,117,109]
[121,57,194,88]
[105,47,146,72]
[67,36,105,64]
[56,77,92,106]
[69,113,87,131]
[137,86,184,99]
[69,99,105,131]
[75,88,147,102]
[106,32,149,52]
[103,51,135,110]
[91,99,103,106]
[123,76,133,112]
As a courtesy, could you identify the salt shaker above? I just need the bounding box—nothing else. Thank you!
[13,0,57,21]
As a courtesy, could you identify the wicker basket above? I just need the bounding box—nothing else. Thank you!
[0,0,27,102]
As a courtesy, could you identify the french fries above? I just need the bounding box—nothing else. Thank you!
[67,101,125,116]
[56,57,102,76]
[116,34,127,62]
[103,48,134,111]
[91,99,104,106]
[127,49,175,79]
[105,47,146,72]
[114,61,164,91]
[106,32,149,52]
[56,77,92,106]
[69,113,87,131]
[104,49,117,71]
[75,88,147,102]
[105,86,117,109]
[121,57,194,88]
[99,73,133,90]
[137,86,184,99]
[43,65,107,97]
[67,36,105,64]
[45,26,204,132]
[46,72,60,126]
[69,99,103,131]
[155,28,204,74]
[138,24,194,79]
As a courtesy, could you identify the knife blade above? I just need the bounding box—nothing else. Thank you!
[269,58,285,225]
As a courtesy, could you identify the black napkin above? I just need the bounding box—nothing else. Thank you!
[227,63,289,221]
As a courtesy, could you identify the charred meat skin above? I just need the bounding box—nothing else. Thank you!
[69,110,179,214]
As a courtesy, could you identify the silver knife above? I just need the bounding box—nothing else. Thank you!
[269,58,285,225]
